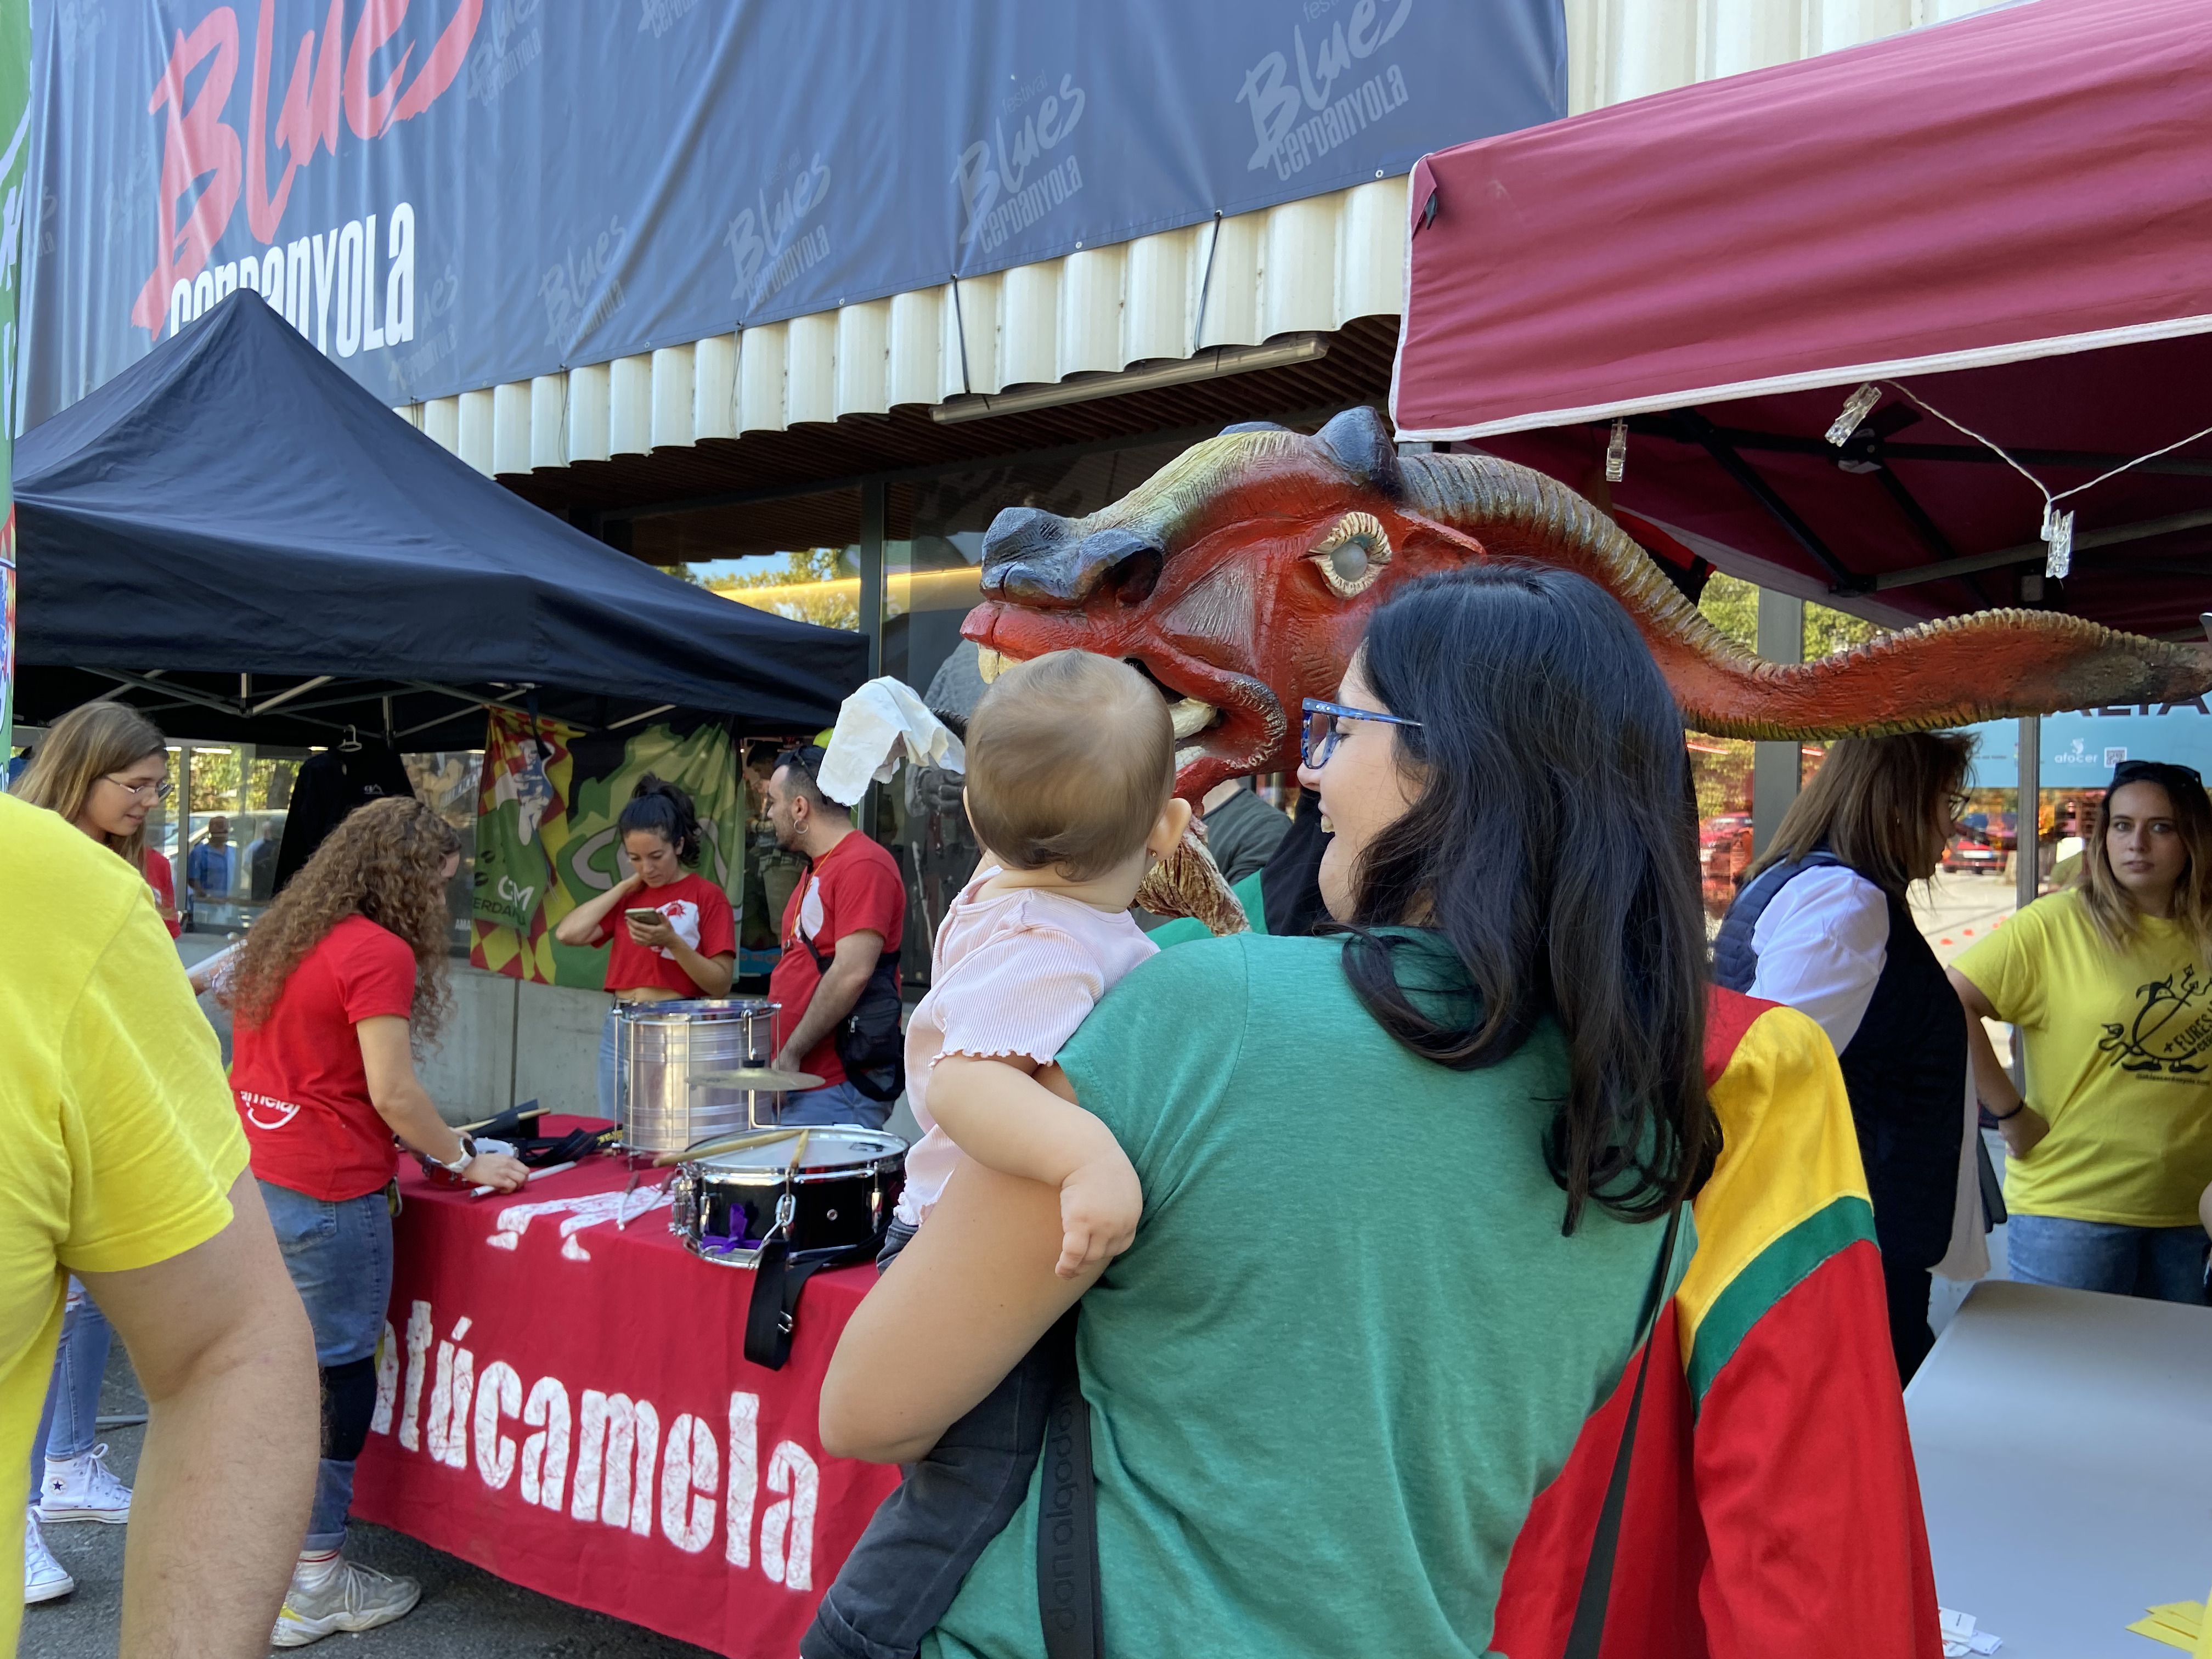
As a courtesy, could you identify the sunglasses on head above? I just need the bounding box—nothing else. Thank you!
[774,745,827,779]
[2109,759,2204,793]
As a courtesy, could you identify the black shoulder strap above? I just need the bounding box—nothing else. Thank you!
[743,1238,829,1372]
[1562,1201,1685,1659]
[1035,1308,1102,1659]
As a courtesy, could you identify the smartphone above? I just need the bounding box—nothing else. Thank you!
[624,908,663,924]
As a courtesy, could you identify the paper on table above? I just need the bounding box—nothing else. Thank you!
[2124,1598,2207,1652]
[1939,1607,2004,1656]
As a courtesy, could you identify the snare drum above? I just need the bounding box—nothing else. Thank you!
[669,1127,906,1268]
[617,998,777,1154]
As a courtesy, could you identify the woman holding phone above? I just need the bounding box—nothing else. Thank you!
[553,775,738,1119]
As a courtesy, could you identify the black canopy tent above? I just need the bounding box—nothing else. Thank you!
[12,291,865,749]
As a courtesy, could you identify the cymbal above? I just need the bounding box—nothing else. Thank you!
[688,1067,824,1093]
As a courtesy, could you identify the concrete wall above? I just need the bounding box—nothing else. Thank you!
[183,936,611,1127]
[416,967,612,1125]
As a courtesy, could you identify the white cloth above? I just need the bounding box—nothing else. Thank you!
[1748,865,1888,1051]
[816,677,966,806]
[1748,865,1988,1280]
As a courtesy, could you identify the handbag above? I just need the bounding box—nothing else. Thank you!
[798,929,906,1103]
[1034,1202,1686,1659]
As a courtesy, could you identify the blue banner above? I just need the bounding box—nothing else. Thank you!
[18,0,1562,424]
[1963,698,2212,791]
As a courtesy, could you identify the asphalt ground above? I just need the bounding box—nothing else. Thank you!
[20,1346,721,1659]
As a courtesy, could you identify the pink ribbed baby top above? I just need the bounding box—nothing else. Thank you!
[896,867,1158,1226]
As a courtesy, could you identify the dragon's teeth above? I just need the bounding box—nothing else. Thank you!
[976,646,1011,683]
[1168,697,1217,740]
[1174,744,1203,770]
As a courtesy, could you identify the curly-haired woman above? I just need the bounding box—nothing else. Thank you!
[222,795,526,1646]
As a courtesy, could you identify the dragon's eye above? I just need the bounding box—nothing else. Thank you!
[1308,512,1391,599]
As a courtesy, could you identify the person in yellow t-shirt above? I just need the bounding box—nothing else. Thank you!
[0,788,318,1650]
[1949,760,2212,1302]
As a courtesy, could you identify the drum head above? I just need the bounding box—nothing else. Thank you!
[689,1127,904,1172]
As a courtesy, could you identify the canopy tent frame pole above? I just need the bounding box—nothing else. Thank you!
[1675,412,1863,590]
[1749,588,1806,860]
[1874,507,2212,591]
[2011,714,2041,1094]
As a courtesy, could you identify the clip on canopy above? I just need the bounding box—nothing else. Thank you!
[13,291,865,746]
[1391,0,2212,639]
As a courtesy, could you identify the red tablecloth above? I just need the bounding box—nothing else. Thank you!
[352,1131,899,1657]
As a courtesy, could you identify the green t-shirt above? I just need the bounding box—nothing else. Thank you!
[1953,889,2212,1226]
[923,930,1683,1659]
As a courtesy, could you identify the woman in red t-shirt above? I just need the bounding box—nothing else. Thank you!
[12,702,180,1558]
[222,795,527,1644]
[553,774,737,1119]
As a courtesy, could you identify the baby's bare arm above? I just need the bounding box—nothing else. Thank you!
[931,1054,1126,1187]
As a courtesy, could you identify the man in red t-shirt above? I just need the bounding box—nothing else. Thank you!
[765,746,907,1128]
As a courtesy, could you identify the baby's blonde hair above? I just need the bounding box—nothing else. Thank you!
[965,651,1173,881]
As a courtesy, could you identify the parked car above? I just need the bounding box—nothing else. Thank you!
[1942,834,2008,875]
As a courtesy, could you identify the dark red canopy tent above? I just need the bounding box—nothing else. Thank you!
[1391,0,2212,640]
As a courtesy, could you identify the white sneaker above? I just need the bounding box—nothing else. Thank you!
[270,1555,421,1647]
[37,1444,132,1523]
[23,1511,74,1604]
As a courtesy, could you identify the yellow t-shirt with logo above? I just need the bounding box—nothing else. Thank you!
[1953,888,2212,1227]
[0,793,248,1649]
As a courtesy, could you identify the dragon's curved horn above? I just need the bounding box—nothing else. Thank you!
[1405,452,2212,740]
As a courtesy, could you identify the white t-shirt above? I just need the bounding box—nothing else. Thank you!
[1748,864,1987,1282]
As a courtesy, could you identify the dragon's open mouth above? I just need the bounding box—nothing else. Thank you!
[975,643,1286,793]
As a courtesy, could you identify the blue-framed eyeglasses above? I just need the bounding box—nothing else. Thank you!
[1300,698,1423,769]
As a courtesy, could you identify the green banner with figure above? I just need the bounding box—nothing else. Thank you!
[0,0,30,764]
[469,707,746,989]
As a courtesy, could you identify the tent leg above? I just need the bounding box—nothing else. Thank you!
[1750,589,1805,860]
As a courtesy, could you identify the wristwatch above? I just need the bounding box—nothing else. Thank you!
[433,1134,478,1175]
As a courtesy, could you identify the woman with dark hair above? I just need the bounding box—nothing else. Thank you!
[223,795,528,1645]
[819,567,1717,1658]
[1950,759,2212,1302]
[1713,732,1979,1382]
[553,774,737,1119]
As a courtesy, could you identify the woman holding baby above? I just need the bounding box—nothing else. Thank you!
[816,567,1719,1659]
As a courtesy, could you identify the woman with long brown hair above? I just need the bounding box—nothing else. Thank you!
[12,704,184,1601]
[222,795,526,1647]
[1714,732,1979,1382]
[1950,759,2212,1302]
[14,701,178,934]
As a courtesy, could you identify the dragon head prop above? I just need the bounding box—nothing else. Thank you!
[960,407,2212,799]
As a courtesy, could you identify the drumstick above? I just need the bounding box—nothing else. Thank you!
[471,1160,574,1198]
[651,1125,805,1169]
[457,1105,552,1134]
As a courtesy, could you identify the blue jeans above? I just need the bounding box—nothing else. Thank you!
[2006,1214,2209,1305]
[29,1282,113,1493]
[259,1180,395,1551]
[783,1079,891,1130]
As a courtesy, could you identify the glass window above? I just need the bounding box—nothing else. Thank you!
[878,443,1193,983]
[182,742,303,934]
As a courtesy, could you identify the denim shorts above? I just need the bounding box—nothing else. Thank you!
[257,1179,396,1367]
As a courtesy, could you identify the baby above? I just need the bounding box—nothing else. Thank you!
[801,648,1190,1659]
